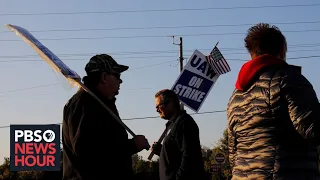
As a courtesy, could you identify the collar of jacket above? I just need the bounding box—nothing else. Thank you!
[235,54,287,91]
[166,110,186,127]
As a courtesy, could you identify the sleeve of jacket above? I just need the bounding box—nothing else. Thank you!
[280,67,320,145]
[127,138,139,155]
[64,101,135,179]
[70,103,138,156]
[227,125,236,170]
[63,102,99,179]
[175,116,203,180]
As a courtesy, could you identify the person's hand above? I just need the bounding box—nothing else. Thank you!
[151,141,162,156]
[133,135,150,151]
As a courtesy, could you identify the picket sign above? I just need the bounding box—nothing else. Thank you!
[171,49,220,112]
[148,44,231,160]
[147,49,219,160]
[5,24,137,138]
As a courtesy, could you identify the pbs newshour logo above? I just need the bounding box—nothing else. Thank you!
[10,124,60,171]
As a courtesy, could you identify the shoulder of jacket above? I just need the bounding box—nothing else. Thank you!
[280,64,301,73]
[274,65,302,83]
[64,89,87,108]
[177,113,196,125]
[178,111,191,119]
[287,64,302,74]
[265,64,302,81]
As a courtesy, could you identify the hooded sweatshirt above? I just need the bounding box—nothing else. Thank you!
[235,54,287,91]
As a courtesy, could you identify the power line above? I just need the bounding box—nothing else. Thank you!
[1,54,320,64]
[0,55,319,95]
[0,60,177,95]
[2,48,320,63]
[0,110,226,129]
[129,60,176,70]
[0,55,319,127]
[0,51,305,63]
[1,21,320,34]
[0,4,318,16]
[220,55,320,62]
[0,56,180,63]
[1,42,320,59]
[0,60,177,94]
[2,29,320,42]
[0,83,60,94]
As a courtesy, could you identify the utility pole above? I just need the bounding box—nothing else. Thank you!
[179,37,183,73]
[173,36,184,110]
[147,36,184,161]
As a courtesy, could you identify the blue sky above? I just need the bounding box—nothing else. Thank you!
[1,0,320,163]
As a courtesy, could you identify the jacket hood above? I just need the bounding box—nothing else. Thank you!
[235,54,287,91]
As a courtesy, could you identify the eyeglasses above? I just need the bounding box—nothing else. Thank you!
[107,72,121,80]
[156,101,169,109]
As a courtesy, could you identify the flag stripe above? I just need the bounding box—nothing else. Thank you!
[219,57,231,72]
[214,62,223,74]
[208,57,230,74]
[209,57,221,74]
[206,56,218,74]
[216,60,226,74]
[205,46,231,75]
[222,59,231,71]
[206,56,219,74]
[211,57,221,74]
[218,60,229,73]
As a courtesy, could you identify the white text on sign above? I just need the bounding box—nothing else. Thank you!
[174,76,206,102]
[171,49,220,112]
[189,54,217,80]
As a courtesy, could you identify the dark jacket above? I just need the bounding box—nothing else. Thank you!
[158,110,204,180]
[62,88,139,180]
[227,54,320,179]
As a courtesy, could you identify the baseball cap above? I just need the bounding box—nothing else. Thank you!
[85,54,129,74]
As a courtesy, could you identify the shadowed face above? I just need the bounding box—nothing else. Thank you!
[155,95,172,120]
[100,71,122,98]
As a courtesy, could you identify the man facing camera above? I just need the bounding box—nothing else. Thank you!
[151,89,204,180]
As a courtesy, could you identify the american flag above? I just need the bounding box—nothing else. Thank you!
[205,46,231,75]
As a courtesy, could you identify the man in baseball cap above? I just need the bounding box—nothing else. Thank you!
[62,54,150,180]
[83,54,129,97]
[85,53,129,74]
